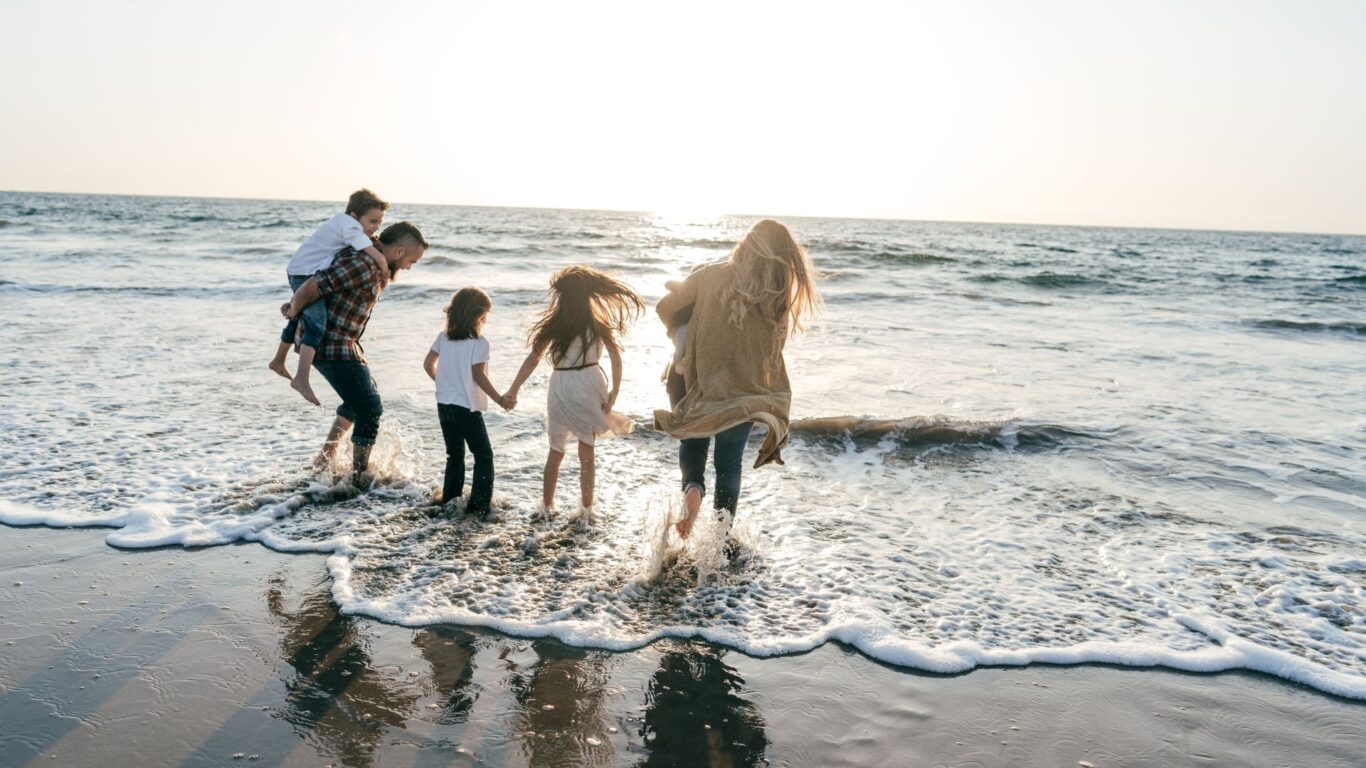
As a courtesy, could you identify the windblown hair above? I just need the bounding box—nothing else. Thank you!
[528,266,644,364]
[346,188,390,217]
[720,219,822,334]
[444,287,492,341]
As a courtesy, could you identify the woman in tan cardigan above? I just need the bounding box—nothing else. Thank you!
[654,219,822,538]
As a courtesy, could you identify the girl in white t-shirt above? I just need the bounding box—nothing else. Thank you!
[422,287,512,515]
[504,266,644,520]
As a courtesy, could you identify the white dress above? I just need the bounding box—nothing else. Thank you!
[546,336,633,452]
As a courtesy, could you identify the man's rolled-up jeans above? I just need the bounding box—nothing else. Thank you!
[313,360,383,446]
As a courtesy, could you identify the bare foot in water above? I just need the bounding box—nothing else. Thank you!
[674,487,703,538]
[291,377,321,405]
[269,359,292,380]
[312,446,338,470]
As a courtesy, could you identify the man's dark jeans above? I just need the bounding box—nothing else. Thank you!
[679,421,754,514]
[313,360,383,447]
[438,403,494,514]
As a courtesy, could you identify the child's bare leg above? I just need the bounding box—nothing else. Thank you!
[542,449,565,508]
[269,341,293,380]
[291,345,321,405]
[577,441,596,509]
[676,485,703,539]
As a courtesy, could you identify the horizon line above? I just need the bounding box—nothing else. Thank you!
[3,186,1364,239]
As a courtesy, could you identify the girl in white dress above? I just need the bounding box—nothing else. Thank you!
[505,266,644,518]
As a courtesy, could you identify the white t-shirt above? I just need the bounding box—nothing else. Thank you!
[432,333,491,411]
[286,212,375,276]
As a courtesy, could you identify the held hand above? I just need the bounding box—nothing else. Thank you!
[280,301,296,319]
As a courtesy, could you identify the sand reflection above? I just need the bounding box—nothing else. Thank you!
[413,625,480,724]
[640,644,769,767]
[266,576,418,767]
[508,640,616,766]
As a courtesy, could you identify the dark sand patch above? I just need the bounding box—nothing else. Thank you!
[1,528,1362,767]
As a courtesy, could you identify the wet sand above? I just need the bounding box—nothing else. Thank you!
[1,527,1362,768]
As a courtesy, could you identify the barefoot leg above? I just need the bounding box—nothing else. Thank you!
[269,342,293,380]
[291,345,322,405]
[542,449,564,509]
[577,441,595,509]
[314,415,351,468]
[675,485,702,538]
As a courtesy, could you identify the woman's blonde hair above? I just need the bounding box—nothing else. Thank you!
[721,219,822,334]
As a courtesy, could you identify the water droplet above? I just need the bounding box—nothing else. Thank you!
[542,704,554,710]
[586,737,602,746]
[231,754,244,760]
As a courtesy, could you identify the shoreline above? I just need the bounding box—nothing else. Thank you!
[2,525,1362,767]
[6,496,1364,704]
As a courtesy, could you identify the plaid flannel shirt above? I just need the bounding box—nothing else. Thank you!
[313,247,385,363]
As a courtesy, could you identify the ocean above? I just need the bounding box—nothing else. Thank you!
[1,191,1362,701]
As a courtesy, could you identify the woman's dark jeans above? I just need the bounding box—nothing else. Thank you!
[679,421,754,515]
[438,403,494,514]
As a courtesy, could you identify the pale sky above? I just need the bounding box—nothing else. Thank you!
[3,0,1364,234]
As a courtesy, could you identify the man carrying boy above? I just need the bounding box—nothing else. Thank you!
[282,221,429,479]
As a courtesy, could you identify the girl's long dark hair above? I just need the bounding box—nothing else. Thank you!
[528,266,644,363]
[445,287,492,340]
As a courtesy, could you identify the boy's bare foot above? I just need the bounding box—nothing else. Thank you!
[269,360,292,380]
[291,378,321,405]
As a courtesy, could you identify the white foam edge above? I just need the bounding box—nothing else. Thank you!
[0,498,128,529]
[324,553,1366,701]
[6,496,1364,700]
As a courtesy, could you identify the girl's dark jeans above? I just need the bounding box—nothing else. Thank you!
[678,421,754,514]
[438,403,494,514]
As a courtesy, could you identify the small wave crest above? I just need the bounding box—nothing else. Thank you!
[789,416,1096,450]
[970,272,1113,290]
[1245,319,1366,337]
